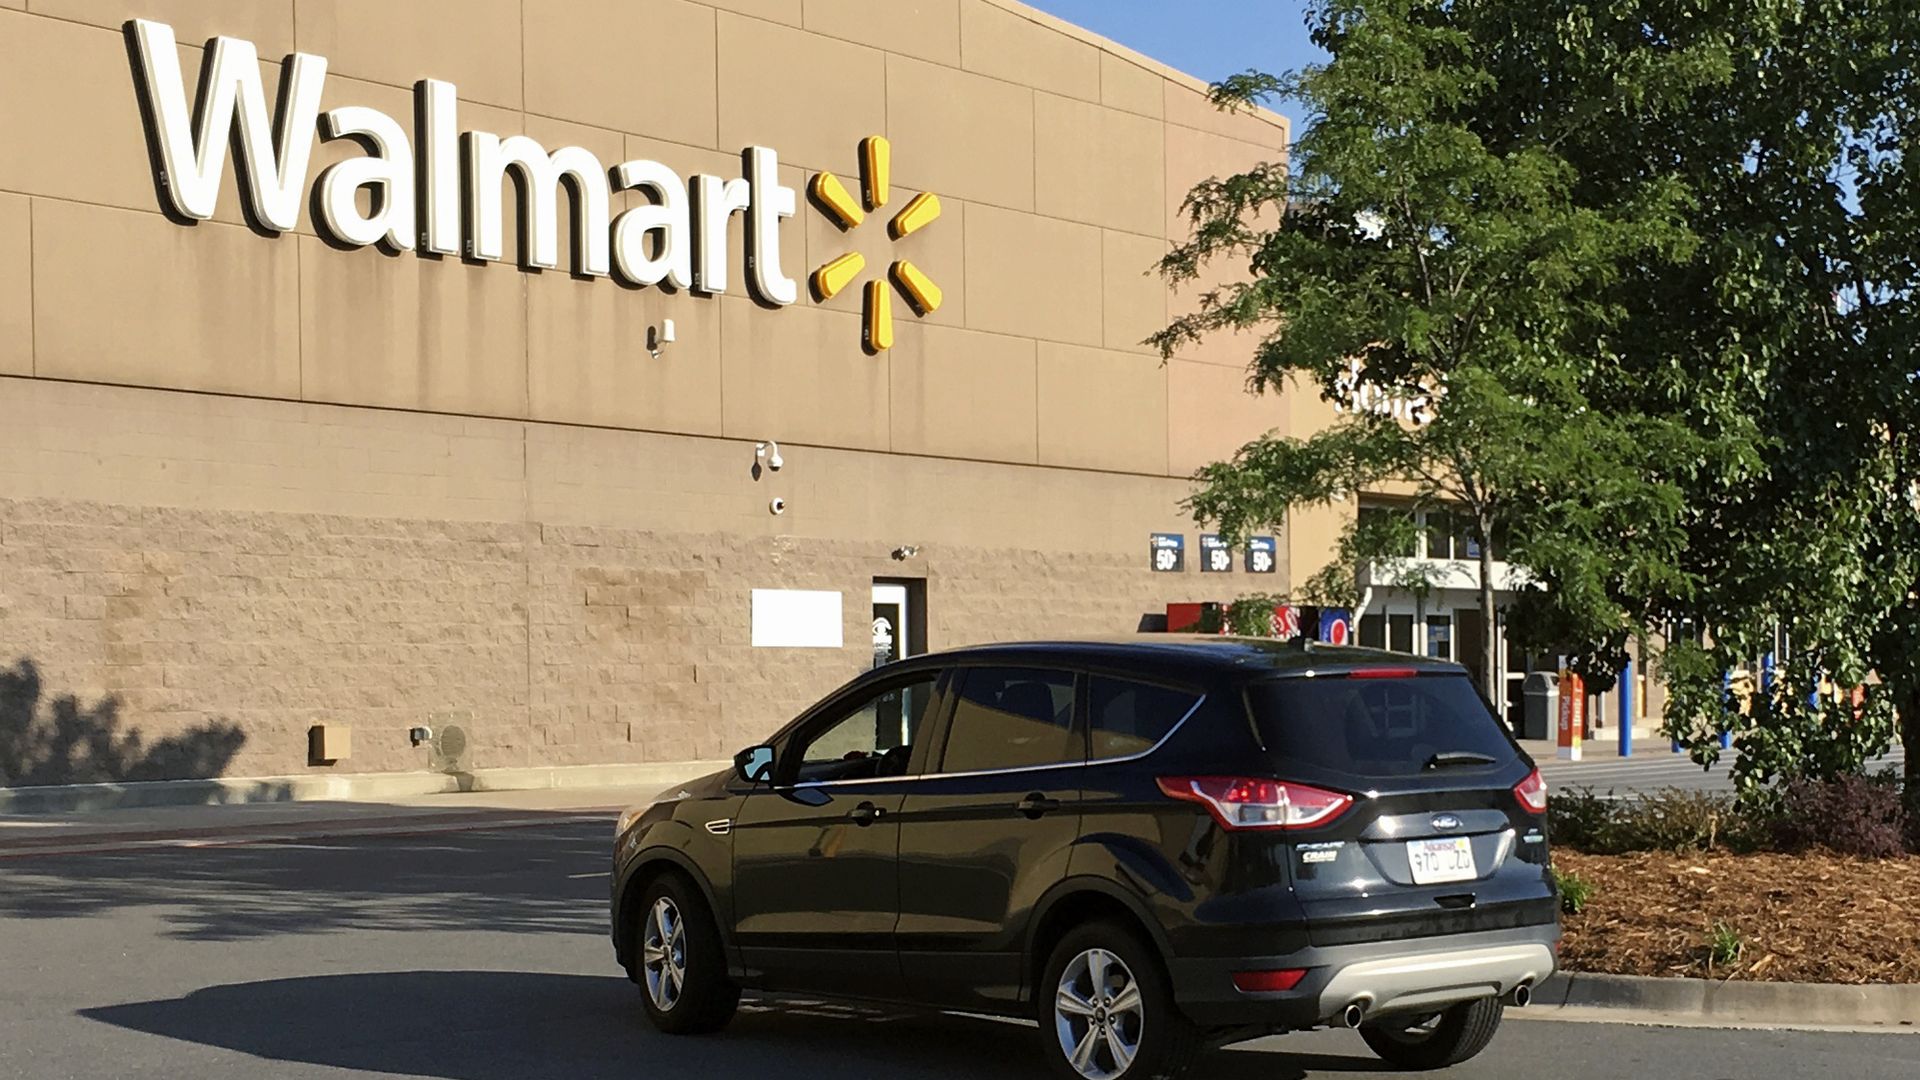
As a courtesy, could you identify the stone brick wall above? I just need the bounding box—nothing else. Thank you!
[0,497,1197,782]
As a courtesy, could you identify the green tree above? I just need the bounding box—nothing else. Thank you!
[1470,0,1916,791]
[1158,0,1713,705]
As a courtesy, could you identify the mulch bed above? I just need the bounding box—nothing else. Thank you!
[1555,850,1920,984]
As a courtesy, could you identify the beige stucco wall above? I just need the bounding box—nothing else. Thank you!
[0,0,1310,782]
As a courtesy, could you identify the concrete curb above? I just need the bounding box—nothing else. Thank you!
[1537,972,1920,1029]
[0,760,731,814]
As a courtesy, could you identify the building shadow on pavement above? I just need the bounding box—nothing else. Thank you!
[0,820,613,941]
[80,971,1380,1079]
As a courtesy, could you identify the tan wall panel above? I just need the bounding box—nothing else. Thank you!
[1288,499,1352,589]
[887,56,1035,212]
[0,0,23,9]
[1101,53,1163,119]
[960,0,1098,102]
[891,324,1036,463]
[717,14,886,175]
[719,297,890,450]
[0,14,197,217]
[0,193,27,375]
[1102,229,1167,355]
[1036,342,1169,475]
[702,0,802,25]
[30,1,295,55]
[1164,124,1279,371]
[803,0,961,66]
[804,186,965,329]
[1167,359,1286,476]
[963,205,1101,345]
[1035,93,1164,236]
[1164,122,1278,244]
[525,0,717,147]
[33,200,300,399]
[298,237,528,419]
[1286,371,1346,444]
[526,270,724,437]
[294,0,523,110]
[0,377,515,520]
[1164,78,1289,151]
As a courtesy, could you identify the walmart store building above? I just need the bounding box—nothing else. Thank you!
[0,0,1334,791]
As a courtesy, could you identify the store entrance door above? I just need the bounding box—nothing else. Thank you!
[871,579,926,670]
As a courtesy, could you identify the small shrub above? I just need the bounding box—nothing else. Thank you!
[1706,921,1743,968]
[1771,773,1908,859]
[1548,785,1762,854]
[1628,788,1764,854]
[1550,865,1596,915]
[1547,786,1622,852]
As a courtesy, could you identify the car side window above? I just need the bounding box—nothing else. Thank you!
[791,674,939,785]
[1088,676,1200,760]
[938,667,1079,773]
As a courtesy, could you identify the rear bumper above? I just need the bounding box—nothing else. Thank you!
[1168,923,1558,1030]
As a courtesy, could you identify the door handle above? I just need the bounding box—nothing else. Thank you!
[1017,793,1061,818]
[848,801,885,826]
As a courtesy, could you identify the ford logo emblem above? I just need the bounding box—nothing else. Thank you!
[1431,814,1462,831]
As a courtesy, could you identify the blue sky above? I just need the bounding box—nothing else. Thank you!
[1024,0,1327,120]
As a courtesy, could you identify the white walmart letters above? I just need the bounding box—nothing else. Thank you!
[126,19,797,302]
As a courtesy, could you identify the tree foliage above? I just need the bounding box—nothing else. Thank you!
[1160,0,1724,704]
[1166,0,1920,792]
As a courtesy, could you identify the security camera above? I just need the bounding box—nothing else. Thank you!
[756,440,784,472]
[647,319,676,358]
[769,497,787,515]
[768,447,784,471]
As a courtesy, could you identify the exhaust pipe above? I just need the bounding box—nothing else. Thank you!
[1505,981,1533,1008]
[1342,1003,1366,1028]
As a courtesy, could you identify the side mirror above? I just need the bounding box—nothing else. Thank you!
[734,744,776,785]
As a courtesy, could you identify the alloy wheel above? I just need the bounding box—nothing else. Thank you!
[1053,947,1144,1079]
[641,896,687,1012]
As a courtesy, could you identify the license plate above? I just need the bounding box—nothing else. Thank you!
[1408,836,1477,884]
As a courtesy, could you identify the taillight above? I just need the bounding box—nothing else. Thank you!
[1346,667,1419,679]
[1156,776,1354,830]
[1513,768,1548,814]
[1232,968,1308,993]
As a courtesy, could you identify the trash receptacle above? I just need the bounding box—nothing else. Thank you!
[1522,671,1558,741]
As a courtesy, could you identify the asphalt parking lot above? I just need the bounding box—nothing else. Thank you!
[3,819,1916,1079]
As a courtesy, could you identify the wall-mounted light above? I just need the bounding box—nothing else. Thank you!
[891,545,920,561]
[647,318,676,358]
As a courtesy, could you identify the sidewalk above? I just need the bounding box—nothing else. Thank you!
[0,782,679,858]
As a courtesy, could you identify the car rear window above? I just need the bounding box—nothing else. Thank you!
[1246,674,1518,780]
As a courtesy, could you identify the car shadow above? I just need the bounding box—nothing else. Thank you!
[81,970,1386,1079]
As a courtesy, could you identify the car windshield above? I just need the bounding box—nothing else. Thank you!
[1246,674,1518,781]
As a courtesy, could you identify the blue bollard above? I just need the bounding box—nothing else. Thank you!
[1618,658,1634,758]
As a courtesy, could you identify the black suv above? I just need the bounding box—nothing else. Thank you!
[611,637,1558,1078]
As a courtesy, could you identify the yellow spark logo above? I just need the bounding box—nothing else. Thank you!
[809,136,943,353]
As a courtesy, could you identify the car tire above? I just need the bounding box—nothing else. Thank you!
[632,872,740,1035]
[1038,920,1202,1080]
[1359,996,1504,1069]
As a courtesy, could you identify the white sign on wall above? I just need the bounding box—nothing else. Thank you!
[750,589,844,649]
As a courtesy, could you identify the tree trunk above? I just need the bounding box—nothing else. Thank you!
[1478,519,1499,706]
